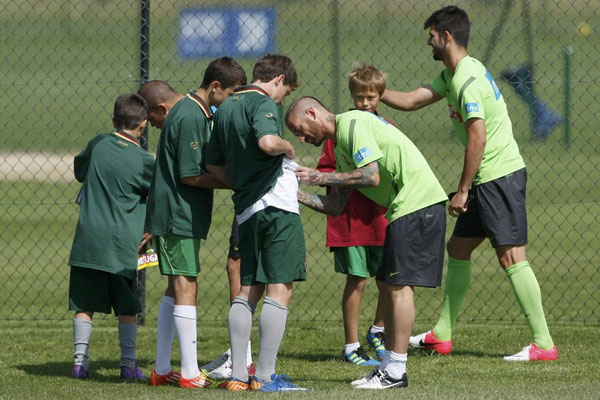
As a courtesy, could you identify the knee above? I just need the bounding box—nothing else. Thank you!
[346,275,367,292]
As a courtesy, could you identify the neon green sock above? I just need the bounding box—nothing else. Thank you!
[432,257,472,341]
[505,261,554,349]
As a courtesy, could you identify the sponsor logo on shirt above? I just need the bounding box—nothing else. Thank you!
[190,141,198,150]
[448,105,463,123]
[353,146,372,163]
[465,102,480,113]
[265,112,274,119]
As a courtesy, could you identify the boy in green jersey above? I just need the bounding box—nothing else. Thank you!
[137,57,247,389]
[68,93,154,380]
[286,96,448,390]
[206,54,307,392]
[381,6,557,361]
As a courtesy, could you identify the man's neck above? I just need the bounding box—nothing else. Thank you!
[443,47,469,74]
[251,81,275,98]
[194,88,211,108]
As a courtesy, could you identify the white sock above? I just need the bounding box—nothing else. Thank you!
[155,296,175,375]
[344,342,360,355]
[174,305,199,379]
[370,325,385,334]
[384,351,407,379]
[379,349,391,370]
[247,340,253,365]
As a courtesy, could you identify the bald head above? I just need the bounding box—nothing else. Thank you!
[284,96,329,126]
[138,80,182,110]
[285,96,335,147]
[137,80,183,128]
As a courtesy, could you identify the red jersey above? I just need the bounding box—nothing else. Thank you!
[316,138,388,248]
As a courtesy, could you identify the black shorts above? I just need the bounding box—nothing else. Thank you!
[376,202,446,287]
[453,168,528,247]
[228,217,240,260]
[68,266,141,315]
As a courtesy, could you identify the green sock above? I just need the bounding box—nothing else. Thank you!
[505,261,554,349]
[433,257,472,341]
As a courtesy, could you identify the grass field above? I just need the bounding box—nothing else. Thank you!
[0,0,598,398]
[1,320,599,399]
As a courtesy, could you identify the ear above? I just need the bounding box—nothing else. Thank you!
[442,30,452,43]
[155,103,168,116]
[276,74,285,86]
[305,107,317,120]
[209,81,221,92]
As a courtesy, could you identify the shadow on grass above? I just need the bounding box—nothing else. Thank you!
[15,358,154,383]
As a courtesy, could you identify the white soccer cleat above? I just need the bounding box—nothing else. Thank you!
[207,353,233,380]
[350,367,379,386]
[354,369,408,390]
[200,351,229,373]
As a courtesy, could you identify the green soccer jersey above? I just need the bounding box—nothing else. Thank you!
[334,110,447,223]
[206,85,284,214]
[431,56,525,184]
[146,92,214,238]
[69,131,155,279]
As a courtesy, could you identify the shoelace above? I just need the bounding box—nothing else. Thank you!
[355,347,372,360]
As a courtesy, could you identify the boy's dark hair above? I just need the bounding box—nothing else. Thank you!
[113,93,147,130]
[424,6,470,48]
[252,54,299,89]
[348,63,388,96]
[200,56,247,89]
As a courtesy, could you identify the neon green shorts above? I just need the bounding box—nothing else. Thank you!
[157,234,201,277]
[239,207,306,285]
[333,246,383,278]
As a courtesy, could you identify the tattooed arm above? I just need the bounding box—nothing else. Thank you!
[296,161,380,187]
[297,186,353,216]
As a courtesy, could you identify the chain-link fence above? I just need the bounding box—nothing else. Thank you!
[1,0,598,324]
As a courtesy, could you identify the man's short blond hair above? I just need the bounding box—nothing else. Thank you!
[348,63,388,96]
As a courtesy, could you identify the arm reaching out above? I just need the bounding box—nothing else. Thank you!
[297,187,353,216]
[296,161,380,188]
[381,85,442,111]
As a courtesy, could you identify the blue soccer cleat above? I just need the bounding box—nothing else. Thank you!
[343,347,380,366]
[251,374,308,392]
[366,330,386,359]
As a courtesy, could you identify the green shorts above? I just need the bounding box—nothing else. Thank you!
[157,234,201,277]
[333,246,383,278]
[68,266,140,316]
[239,207,306,285]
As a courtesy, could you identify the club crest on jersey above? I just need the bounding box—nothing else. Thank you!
[265,112,274,119]
[448,105,463,122]
[353,147,372,163]
[190,141,198,150]
[465,102,479,113]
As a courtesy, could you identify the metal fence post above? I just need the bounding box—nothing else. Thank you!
[138,0,151,326]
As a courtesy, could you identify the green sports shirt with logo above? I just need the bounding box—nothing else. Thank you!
[334,110,447,223]
[69,131,155,279]
[146,92,214,238]
[206,85,284,214]
[430,56,525,185]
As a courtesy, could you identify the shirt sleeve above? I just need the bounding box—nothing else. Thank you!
[430,69,449,98]
[459,77,486,121]
[252,99,281,140]
[176,114,205,179]
[347,118,383,169]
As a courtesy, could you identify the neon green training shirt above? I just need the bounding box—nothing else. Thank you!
[431,56,525,185]
[334,110,447,223]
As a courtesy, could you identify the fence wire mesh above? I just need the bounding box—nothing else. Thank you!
[1,0,598,324]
